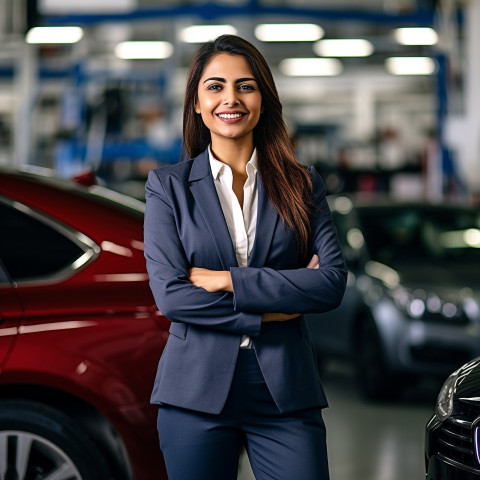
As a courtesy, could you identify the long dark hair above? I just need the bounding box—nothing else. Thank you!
[183,34,313,259]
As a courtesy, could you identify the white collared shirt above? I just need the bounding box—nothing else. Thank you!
[209,146,258,348]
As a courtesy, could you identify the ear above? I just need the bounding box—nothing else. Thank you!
[195,101,201,114]
[261,104,265,113]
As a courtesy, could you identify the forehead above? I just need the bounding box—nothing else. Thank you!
[201,53,255,79]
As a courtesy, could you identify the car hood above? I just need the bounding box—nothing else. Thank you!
[454,358,480,400]
[392,263,480,300]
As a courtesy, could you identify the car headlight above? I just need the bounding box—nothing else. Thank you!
[436,369,460,422]
[392,288,468,324]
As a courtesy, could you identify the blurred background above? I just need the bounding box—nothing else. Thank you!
[1,1,479,479]
[1,0,477,203]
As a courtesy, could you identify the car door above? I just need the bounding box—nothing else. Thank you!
[0,196,96,371]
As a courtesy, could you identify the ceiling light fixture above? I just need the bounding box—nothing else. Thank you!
[114,41,174,60]
[314,39,374,57]
[255,24,324,42]
[26,26,84,44]
[180,25,237,43]
[279,58,343,76]
[385,57,436,75]
[394,27,438,45]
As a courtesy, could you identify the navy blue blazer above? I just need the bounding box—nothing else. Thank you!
[144,149,347,415]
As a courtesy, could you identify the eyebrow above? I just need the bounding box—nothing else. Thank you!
[202,76,257,84]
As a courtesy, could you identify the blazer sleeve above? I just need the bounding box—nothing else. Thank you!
[144,169,262,337]
[230,167,348,314]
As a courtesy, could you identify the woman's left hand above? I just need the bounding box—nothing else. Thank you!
[188,268,233,293]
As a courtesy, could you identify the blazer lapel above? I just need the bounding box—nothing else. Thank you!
[188,150,238,269]
[248,176,279,267]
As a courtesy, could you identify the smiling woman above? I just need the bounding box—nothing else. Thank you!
[144,34,347,480]
[194,54,263,145]
[183,35,317,260]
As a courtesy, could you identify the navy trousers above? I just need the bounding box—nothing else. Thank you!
[156,349,330,480]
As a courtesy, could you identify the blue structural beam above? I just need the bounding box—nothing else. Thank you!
[43,1,436,27]
[0,67,14,78]
[101,139,183,164]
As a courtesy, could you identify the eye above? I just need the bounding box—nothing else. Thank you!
[207,83,222,91]
[238,84,255,91]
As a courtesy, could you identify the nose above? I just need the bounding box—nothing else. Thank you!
[222,86,239,106]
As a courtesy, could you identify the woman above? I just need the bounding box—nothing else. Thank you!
[144,34,347,480]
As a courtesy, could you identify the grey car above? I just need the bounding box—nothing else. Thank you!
[306,195,480,400]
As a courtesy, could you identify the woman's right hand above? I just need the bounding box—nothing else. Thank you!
[262,312,300,323]
[261,254,319,323]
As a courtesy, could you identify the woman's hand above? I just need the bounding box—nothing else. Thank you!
[262,312,300,323]
[306,254,319,269]
[188,254,319,319]
[262,253,319,323]
[188,268,233,293]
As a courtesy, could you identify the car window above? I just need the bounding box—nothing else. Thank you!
[358,206,480,266]
[0,258,11,284]
[0,202,85,282]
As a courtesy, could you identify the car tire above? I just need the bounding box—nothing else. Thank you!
[355,316,397,400]
[0,399,115,480]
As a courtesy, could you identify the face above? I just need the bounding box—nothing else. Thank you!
[195,53,263,147]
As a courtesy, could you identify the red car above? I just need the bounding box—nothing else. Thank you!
[0,167,169,479]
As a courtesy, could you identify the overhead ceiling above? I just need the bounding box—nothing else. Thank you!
[0,0,462,146]
[28,1,448,75]
[2,0,454,76]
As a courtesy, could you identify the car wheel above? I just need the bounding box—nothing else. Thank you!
[355,316,397,400]
[0,400,114,480]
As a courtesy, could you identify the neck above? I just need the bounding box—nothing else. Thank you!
[210,136,254,175]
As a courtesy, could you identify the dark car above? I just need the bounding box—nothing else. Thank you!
[425,357,480,478]
[0,168,169,480]
[306,195,480,400]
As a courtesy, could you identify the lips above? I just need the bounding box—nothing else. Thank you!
[218,113,244,119]
[216,111,247,124]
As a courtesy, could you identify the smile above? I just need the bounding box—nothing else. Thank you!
[217,113,245,119]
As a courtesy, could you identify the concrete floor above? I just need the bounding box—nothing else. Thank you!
[238,362,437,480]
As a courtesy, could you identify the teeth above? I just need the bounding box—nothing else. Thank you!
[218,113,243,119]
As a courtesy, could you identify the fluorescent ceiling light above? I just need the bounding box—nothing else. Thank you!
[180,25,237,43]
[279,58,343,76]
[394,27,438,45]
[39,0,135,13]
[114,41,174,60]
[385,57,436,75]
[255,23,324,42]
[26,26,84,44]
[314,39,374,57]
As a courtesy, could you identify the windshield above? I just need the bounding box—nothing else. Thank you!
[357,206,480,267]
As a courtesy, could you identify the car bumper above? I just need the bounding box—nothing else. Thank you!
[426,455,480,479]
[426,414,480,480]
[375,300,480,375]
[404,325,479,373]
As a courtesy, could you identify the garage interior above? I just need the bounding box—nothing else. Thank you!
[1,1,478,479]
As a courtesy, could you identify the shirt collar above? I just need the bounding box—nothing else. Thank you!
[208,145,258,180]
[247,150,259,174]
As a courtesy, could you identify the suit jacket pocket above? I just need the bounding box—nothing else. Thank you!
[169,322,187,340]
